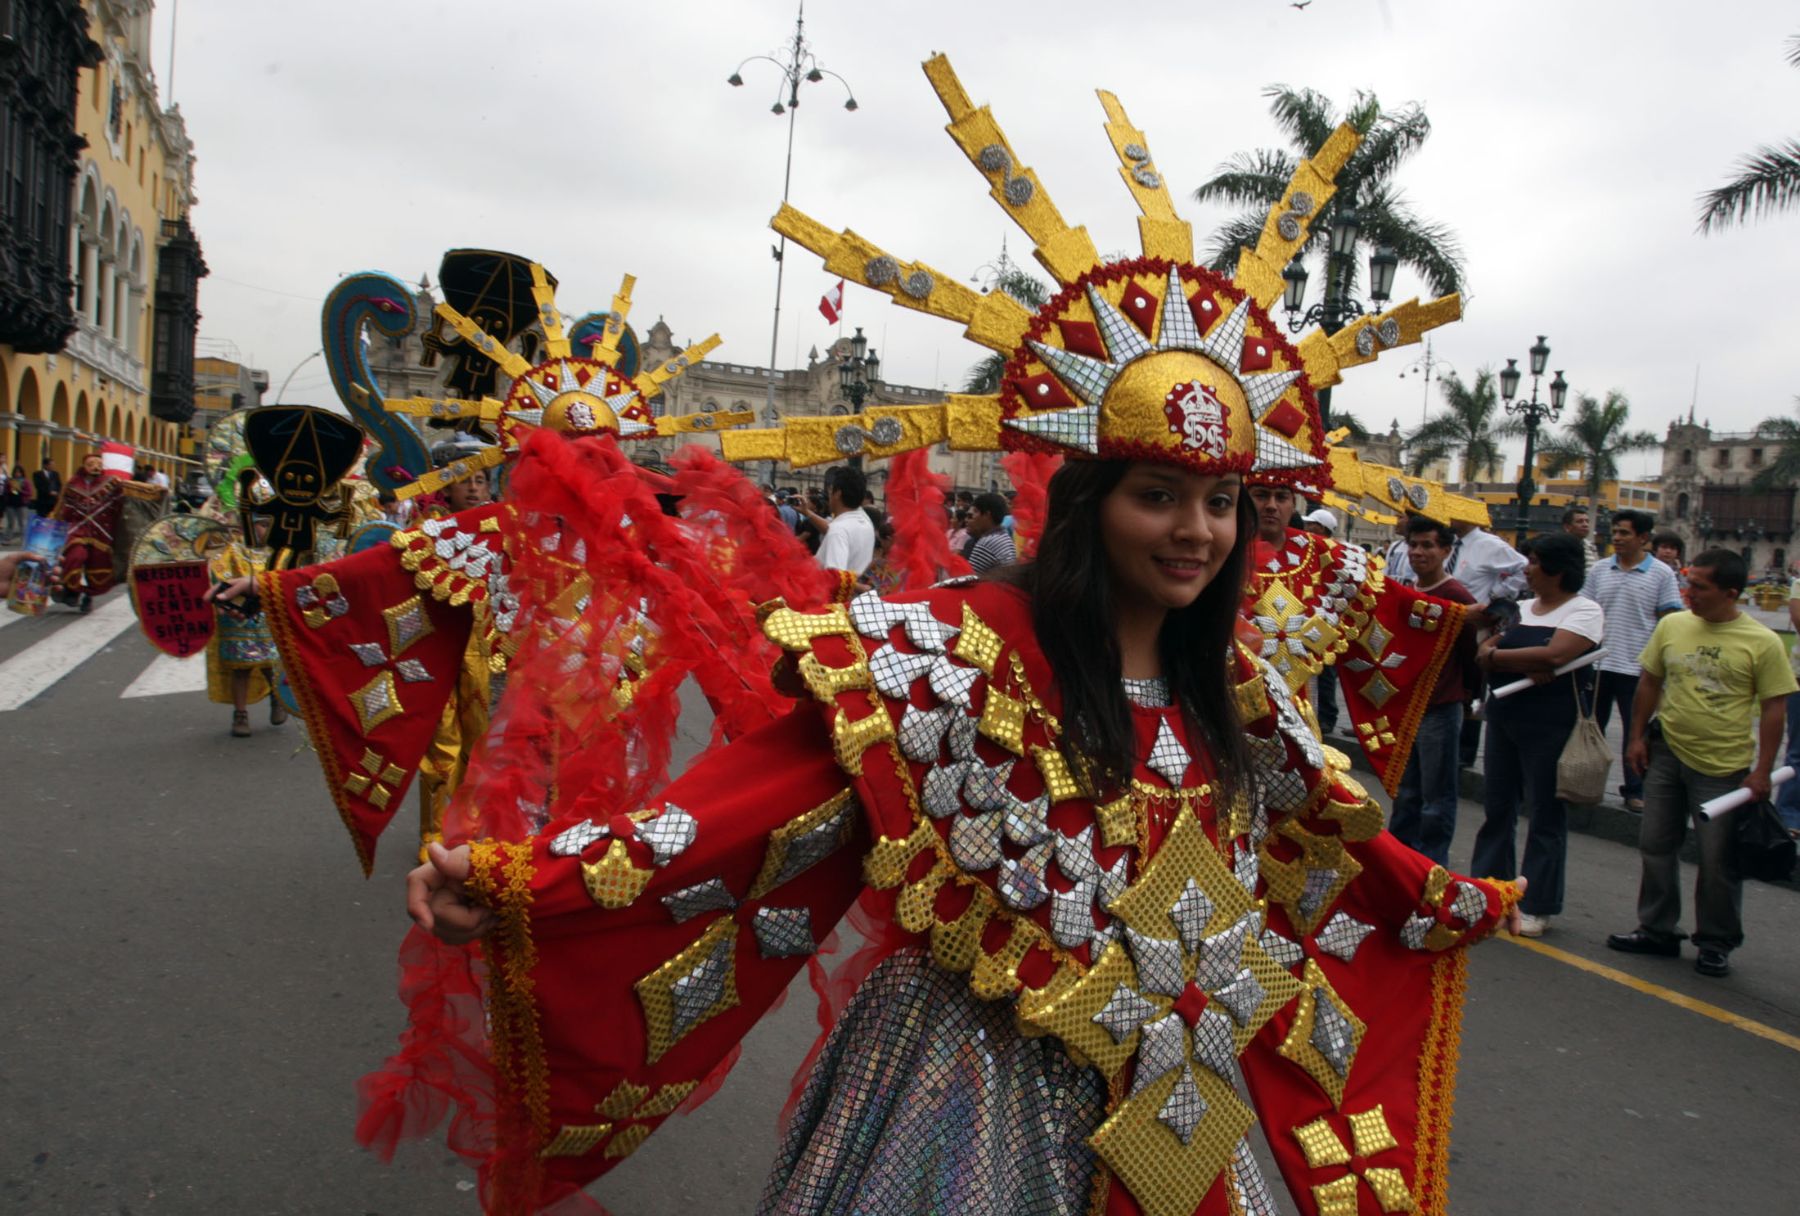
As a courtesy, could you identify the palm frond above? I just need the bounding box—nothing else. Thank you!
[1697,139,1800,232]
[962,352,1007,395]
[1192,149,1297,208]
[1261,85,1338,153]
[1786,32,1800,67]
[1343,102,1431,188]
[1201,214,1277,273]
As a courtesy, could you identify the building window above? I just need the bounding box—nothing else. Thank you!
[1750,448,1764,466]
[107,80,122,144]
[1716,449,1731,469]
[1676,492,1689,520]
[1681,449,1693,466]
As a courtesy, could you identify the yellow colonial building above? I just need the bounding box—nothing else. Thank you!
[0,0,201,484]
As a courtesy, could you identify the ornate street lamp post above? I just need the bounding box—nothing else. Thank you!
[1498,335,1566,547]
[836,326,879,467]
[1280,195,1398,427]
[728,3,857,428]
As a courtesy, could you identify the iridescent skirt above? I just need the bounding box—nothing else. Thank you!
[757,949,1105,1216]
[214,609,277,668]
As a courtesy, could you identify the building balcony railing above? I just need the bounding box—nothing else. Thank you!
[64,322,147,394]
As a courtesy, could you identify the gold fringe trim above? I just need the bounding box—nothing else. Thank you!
[1412,950,1469,1216]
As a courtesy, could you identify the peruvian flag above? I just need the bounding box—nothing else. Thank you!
[99,441,135,480]
[818,278,845,324]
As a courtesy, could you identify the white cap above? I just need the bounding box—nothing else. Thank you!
[1302,507,1338,533]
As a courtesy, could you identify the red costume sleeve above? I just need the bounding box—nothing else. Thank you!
[463,705,866,1213]
[259,541,476,873]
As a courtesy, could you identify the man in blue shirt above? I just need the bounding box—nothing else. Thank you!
[1584,508,1684,810]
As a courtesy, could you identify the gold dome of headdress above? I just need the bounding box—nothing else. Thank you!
[722,56,1462,486]
[381,265,751,500]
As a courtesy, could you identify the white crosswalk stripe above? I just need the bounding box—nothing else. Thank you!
[120,651,208,699]
[0,599,219,710]
[0,596,140,711]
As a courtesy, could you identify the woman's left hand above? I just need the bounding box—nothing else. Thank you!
[1504,876,1530,936]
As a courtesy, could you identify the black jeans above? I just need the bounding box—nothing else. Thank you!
[1471,697,1575,916]
[1314,664,1340,733]
[1592,670,1641,800]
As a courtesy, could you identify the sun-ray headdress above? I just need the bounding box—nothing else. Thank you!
[722,56,1461,484]
[379,265,751,500]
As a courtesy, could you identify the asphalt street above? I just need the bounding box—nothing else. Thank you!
[3,605,1796,1214]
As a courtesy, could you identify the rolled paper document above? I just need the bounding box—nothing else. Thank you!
[1698,765,1795,819]
[1489,647,1606,700]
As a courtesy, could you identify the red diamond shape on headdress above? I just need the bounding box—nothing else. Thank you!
[1261,399,1307,438]
[1239,335,1275,373]
[1058,319,1106,360]
[1120,280,1159,336]
[1189,291,1223,335]
[1014,372,1078,410]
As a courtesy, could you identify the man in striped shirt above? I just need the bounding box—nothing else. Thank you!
[1584,508,1684,810]
[964,492,1016,573]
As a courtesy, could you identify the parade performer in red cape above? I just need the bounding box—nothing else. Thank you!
[52,446,154,611]
[407,57,1522,1216]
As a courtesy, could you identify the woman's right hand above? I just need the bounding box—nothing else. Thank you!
[204,575,254,604]
[406,842,495,944]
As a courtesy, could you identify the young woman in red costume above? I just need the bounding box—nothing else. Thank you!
[394,56,1526,1216]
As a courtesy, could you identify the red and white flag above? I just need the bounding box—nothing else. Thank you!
[99,441,135,480]
[818,278,845,324]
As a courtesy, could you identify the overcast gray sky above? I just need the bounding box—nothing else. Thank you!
[151,0,1800,481]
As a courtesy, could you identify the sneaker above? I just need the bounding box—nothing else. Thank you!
[1515,913,1549,938]
[1694,948,1731,978]
[1624,797,1645,813]
[231,710,252,738]
[269,696,289,726]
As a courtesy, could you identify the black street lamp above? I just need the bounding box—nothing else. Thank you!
[836,327,880,466]
[1279,194,1398,426]
[1694,509,1715,540]
[729,3,858,431]
[1498,334,1566,547]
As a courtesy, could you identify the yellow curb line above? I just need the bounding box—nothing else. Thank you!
[1500,934,1800,1054]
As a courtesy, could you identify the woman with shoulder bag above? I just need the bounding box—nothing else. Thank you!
[1471,532,1605,937]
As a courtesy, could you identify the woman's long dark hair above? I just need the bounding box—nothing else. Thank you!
[994,459,1257,809]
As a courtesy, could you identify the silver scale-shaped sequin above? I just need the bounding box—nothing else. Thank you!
[1258,655,1324,770]
[1126,929,1187,998]
[849,592,960,654]
[1195,913,1256,989]
[1169,879,1214,953]
[996,838,1054,911]
[1298,867,1340,923]
[661,877,737,924]
[1450,881,1488,925]
[549,819,608,857]
[950,809,1004,872]
[636,804,699,867]
[1050,875,1099,949]
[1400,913,1435,951]
[1146,717,1192,788]
[1192,1008,1239,1082]
[668,927,736,1042]
[1259,929,1305,971]
[964,758,1016,812]
[1249,732,1311,817]
[1092,982,1158,1045]
[1211,967,1267,1027]
[1310,989,1357,1078]
[767,798,857,890]
[1130,1014,1187,1099]
[897,703,959,763]
[1158,1066,1209,1146]
[1054,825,1101,884]
[753,906,816,959]
[1314,911,1376,963]
[1003,793,1050,848]
[1232,842,1261,898]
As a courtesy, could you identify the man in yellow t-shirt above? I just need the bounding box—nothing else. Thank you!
[1607,550,1796,978]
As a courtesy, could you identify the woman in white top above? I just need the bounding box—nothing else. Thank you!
[1470,532,1605,937]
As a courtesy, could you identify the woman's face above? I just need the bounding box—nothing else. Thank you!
[1524,552,1554,597]
[1099,464,1240,614]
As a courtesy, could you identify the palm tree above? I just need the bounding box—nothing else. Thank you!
[1535,391,1660,506]
[1698,35,1800,232]
[1750,403,1800,491]
[963,268,1050,393]
[1404,368,1517,484]
[1193,86,1465,297]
